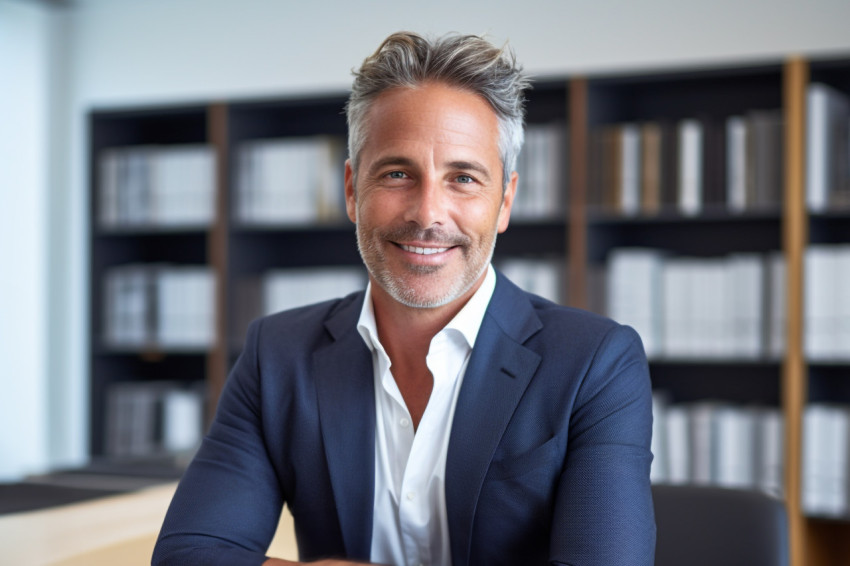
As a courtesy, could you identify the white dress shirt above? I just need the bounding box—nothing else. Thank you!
[356,266,497,566]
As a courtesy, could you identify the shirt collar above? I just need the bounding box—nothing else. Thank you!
[356,264,497,353]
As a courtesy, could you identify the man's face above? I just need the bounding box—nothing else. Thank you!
[345,82,516,309]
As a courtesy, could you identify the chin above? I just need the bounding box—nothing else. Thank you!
[385,275,475,310]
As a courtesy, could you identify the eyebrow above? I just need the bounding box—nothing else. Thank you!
[367,156,493,182]
[367,156,416,176]
[447,160,492,183]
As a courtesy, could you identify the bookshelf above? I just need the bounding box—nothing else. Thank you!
[88,105,215,460]
[574,62,791,514]
[87,56,850,566]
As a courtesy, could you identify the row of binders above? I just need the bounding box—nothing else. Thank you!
[651,393,784,497]
[606,248,785,360]
[654,395,850,518]
[589,82,850,217]
[230,267,367,345]
[803,403,850,518]
[589,111,783,216]
[99,145,216,228]
[512,123,568,220]
[260,267,366,315]
[496,257,565,305]
[235,137,347,226]
[105,380,204,458]
[103,264,216,349]
[805,244,850,360]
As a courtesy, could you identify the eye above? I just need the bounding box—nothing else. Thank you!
[386,170,407,179]
[455,174,474,184]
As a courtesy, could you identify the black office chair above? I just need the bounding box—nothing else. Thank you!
[652,484,789,566]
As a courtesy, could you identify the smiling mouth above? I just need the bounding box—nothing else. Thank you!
[399,244,451,255]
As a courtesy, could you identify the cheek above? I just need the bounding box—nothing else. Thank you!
[360,191,407,223]
[463,199,505,234]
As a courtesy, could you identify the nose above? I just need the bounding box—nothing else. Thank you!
[404,176,447,228]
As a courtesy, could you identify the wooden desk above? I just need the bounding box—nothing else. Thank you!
[0,482,298,565]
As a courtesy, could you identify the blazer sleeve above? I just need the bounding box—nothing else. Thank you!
[152,319,284,566]
[550,324,656,566]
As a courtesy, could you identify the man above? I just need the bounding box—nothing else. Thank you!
[153,31,655,566]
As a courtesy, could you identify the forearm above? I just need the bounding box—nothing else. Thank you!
[263,559,376,565]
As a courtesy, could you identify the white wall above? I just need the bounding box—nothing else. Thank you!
[70,0,850,106]
[6,0,850,479]
[0,0,52,480]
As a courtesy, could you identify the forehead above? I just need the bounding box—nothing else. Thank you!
[360,82,501,160]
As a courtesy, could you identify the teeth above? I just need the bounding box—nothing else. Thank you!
[401,244,449,255]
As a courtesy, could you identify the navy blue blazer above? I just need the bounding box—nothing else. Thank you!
[153,274,656,566]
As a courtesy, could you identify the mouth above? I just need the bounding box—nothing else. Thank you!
[398,244,452,255]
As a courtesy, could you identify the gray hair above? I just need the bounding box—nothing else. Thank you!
[345,31,530,191]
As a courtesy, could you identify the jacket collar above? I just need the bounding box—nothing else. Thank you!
[314,292,376,560]
[445,273,543,565]
[313,273,543,563]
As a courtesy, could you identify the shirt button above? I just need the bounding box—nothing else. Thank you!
[406,491,416,501]
[399,417,410,428]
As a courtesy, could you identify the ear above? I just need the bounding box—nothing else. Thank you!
[344,159,357,223]
[497,170,517,233]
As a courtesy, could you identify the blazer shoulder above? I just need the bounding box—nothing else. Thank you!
[516,287,643,355]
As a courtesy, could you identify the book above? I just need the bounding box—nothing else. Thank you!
[766,252,787,359]
[700,116,727,211]
[677,119,703,216]
[726,116,748,212]
[807,83,850,212]
[756,408,785,497]
[620,123,641,216]
[714,405,757,488]
[838,245,850,356]
[747,110,784,210]
[640,122,663,214]
[162,387,205,454]
[665,404,691,484]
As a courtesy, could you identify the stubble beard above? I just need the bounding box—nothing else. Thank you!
[355,222,497,309]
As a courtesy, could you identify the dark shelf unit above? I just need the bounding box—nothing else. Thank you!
[88,105,213,459]
[85,56,850,566]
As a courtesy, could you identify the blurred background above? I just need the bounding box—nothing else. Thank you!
[2,0,849,498]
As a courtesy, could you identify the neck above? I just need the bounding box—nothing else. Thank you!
[368,275,484,430]
[369,272,485,356]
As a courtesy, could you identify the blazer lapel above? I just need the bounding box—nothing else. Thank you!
[445,275,543,565]
[313,292,375,561]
